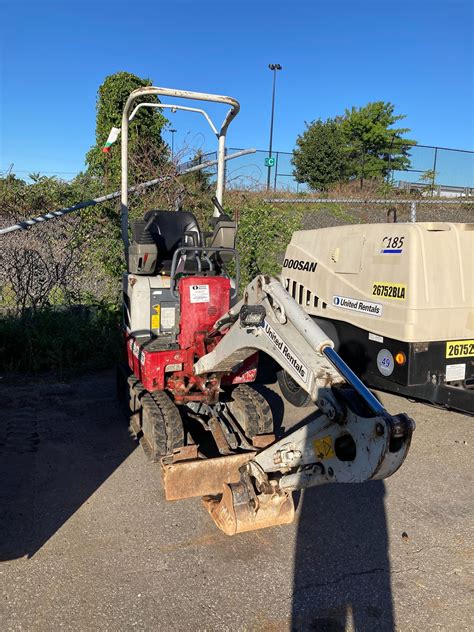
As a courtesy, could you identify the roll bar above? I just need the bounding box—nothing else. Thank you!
[120,86,240,251]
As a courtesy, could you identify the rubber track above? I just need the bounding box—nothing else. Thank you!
[149,389,184,453]
[127,375,184,460]
[231,384,273,437]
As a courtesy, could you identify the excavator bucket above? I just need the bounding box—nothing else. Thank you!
[203,481,295,535]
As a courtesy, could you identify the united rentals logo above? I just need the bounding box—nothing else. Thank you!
[332,295,383,317]
[262,321,309,383]
[283,258,317,272]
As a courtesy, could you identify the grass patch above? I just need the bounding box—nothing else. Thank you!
[0,302,122,376]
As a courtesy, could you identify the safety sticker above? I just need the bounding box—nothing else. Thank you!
[262,321,309,383]
[445,363,466,382]
[333,295,382,317]
[372,282,407,300]
[446,340,474,359]
[369,332,384,343]
[381,235,404,254]
[313,436,335,460]
[190,284,210,303]
[161,307,176,329]
[151,304,160,330]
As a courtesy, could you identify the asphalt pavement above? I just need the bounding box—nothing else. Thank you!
[0,371,472,631]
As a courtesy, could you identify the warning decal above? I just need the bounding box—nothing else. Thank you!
[313,436,335,460]
[151,304,161,331]
[190,284,210,304]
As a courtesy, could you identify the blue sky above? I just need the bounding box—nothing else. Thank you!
[0,0,473,182]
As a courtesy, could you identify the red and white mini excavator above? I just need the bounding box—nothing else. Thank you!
[116,86,415,535]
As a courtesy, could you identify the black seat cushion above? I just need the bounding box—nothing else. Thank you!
[141,210,202,257]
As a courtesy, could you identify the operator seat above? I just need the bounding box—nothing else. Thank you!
[129,210,202,275]
[143,210,202,252]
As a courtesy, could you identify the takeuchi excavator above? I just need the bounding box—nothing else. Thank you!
[115,86,415,535]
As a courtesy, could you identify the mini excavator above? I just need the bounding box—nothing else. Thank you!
[116,86,415,535]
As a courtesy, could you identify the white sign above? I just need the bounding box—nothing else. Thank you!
[161,307,176,329]
[369,332,384,343]
[262,321,309,383]
[190,284,210,304]
[333,295,383,317]
[445,363,466,382]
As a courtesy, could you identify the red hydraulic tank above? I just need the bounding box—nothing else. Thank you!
[178,276,231,349]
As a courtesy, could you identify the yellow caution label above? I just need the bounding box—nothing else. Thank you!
[313,436,335,460]
[446,339,474,359]
[372,282,407,301]
[151,305,160,330]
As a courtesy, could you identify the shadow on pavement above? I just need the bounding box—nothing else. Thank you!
[255,383,394,632]
[291,481,393,631]
[0,371,135,561]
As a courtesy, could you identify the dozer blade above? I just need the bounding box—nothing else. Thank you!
[203,481,295,536]
[161,452,255,500]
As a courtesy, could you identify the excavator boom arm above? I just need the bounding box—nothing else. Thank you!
[194,276,415,535]
[194,276,344,401]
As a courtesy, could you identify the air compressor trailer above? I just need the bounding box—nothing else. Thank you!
[278,223,473,415]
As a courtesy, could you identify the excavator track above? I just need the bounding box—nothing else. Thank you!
[126,374,184,461]
[227,384,274,439]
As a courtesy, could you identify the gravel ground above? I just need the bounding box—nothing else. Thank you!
[0,370,472,632]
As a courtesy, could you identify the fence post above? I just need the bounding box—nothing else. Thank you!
[410,200,417,222]
[273,151,279,191]
[432,147,438,196]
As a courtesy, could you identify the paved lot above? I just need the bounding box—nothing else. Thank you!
[0,371,472,631]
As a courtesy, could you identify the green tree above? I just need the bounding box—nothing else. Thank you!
[292,118,346,190]
[293,101,416,190]
[85,71,168,187]
[341,101,415,187]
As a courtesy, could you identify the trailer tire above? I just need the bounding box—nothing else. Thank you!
[228,384,274,439]
[277,369,312,408]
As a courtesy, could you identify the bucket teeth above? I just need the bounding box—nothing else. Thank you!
[203,482,295,536]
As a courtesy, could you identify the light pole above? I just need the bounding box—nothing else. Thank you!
[267,63,282,190]
[170,128,177,160]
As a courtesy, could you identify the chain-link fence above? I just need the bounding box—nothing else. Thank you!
[195,145,474,193]
[1,149,473,372]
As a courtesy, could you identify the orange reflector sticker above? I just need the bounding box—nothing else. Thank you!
[395,352,406,365]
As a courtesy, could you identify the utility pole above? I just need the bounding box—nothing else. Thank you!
[267,64,282,190]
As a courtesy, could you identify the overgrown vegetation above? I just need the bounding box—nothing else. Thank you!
[85,71,168,188]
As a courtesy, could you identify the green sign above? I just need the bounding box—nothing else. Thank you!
[265,157,275,167]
